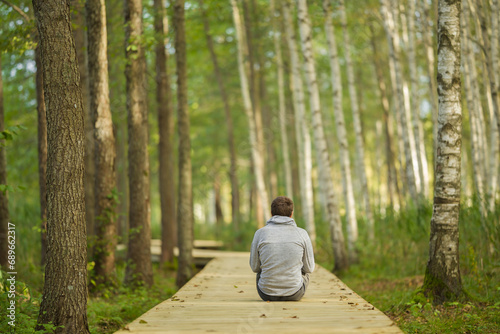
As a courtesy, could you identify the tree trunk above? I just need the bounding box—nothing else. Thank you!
[155,0,177,264]
[35,45,48,266]
[124,0,153,288]
[174,0,194,288]
[296,0,348,271]
[419,0,439,174]
[33,1,90,332]
[199,0,240,233]
[270,0,293,199]
[231,0,269,226]
[282,1,315,247]
[0,60,9,270]
[423,0,464,304]
[71,0,95,240]
[323,0,358,258]
[489,0,500,209]
[338,0,373,242]
[86,0,117,288]
[380,0,419,204]
[407,0,430,198]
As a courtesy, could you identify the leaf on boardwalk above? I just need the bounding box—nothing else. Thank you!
[234,285,238,288]
[238,290,244,293]
[139,319,148,324]
[260,314,266,318]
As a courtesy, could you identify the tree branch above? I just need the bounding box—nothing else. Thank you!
[0,0,31,22]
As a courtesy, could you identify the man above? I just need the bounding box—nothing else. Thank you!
[250,196,315,301]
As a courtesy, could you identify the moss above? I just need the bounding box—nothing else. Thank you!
[422,268,466,305]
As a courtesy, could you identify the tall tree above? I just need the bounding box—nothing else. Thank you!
[32,0,90,332]
[0,60,9,270]
[270,0,293,199]
[87,0,117,287]
[423,0,464,304]
[124,0,153,287]
[155,0,177,264]
[231,0,269,226]
[297,0,348,271]
[338,0,373,241]
[282,1,316,246]
[199,0,240,233]
[323,0,358,257]
[71,0,95,240]
[489,0,500,209]
[175,0,194,287]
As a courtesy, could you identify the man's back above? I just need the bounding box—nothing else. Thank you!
[250,215,315,297]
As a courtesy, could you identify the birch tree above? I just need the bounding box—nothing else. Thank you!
[423,0,464,304]
[490,0,500,209]
[324,0,358,255]
[231,0,269,225]
[0,61,8,270]
[87,0,117,287]
[155,0,177,264]
[33,0,90,331]
[270,0,293,199]
[124,0,153,287]
[297,0,348,271]
[338,0,373,240]
[282,1,315,246]
[175,0,194,287]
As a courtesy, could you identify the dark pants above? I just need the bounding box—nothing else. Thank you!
[256,272,310,301]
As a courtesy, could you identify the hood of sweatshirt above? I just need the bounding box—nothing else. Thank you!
[266,215,297,226]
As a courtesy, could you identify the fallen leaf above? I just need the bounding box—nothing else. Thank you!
[139,319,147,324]
[238,290,244,293]
[260,314,266,318]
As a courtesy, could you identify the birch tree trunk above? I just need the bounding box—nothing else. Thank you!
[175,0,194,288]
[87,0,117,287]
[282,1,315,246]
[155,0,177,264]
[489,0,500,208]
[324,0,358,256]
[407,0,430,197]
[124,0,153,288]
[338,0,373,241]
[297,0,348,271]
[231,0,269,226]
[380,0,419,203]
[270,0,293,199]
[200,0,240,232]
[33,0,90,331]
[0,61,9,270]
[423,0,464,304]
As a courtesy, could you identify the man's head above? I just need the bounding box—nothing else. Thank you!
[271,196,294,217]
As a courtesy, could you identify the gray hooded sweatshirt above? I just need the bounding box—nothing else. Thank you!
[249,215,315,296]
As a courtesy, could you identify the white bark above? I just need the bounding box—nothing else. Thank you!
[270,0,293,199]
[338,0,374,240]
[231,0,269,224]
[424,0,463,304]
[282,1,316,247]
[297,0,348,271]
[489,0,500,208]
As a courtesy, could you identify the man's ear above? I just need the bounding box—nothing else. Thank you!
[290,210,293,218]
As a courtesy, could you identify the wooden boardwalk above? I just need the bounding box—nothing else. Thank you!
[115,252,402,334]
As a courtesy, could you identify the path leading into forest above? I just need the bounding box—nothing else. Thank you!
[115,251,402,334]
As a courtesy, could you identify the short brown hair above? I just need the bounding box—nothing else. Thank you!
[271,196,294,217]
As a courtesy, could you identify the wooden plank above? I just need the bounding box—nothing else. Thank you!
[115,253,402,334]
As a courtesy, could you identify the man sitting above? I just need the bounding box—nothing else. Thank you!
[249,196,315,301]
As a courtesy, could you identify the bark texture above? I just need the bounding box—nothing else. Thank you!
[0,60,9,270]
[282,1,315,247]
[423,0,464,304]
[86,0,117,286]
[175,0,194,288]
[324,0,358,258]
[155,0,177,264]
[231,0,269,226]
[297,0,348,271]
[32,1,90,332]
[200,0,240,232]
[124,0,153,287]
